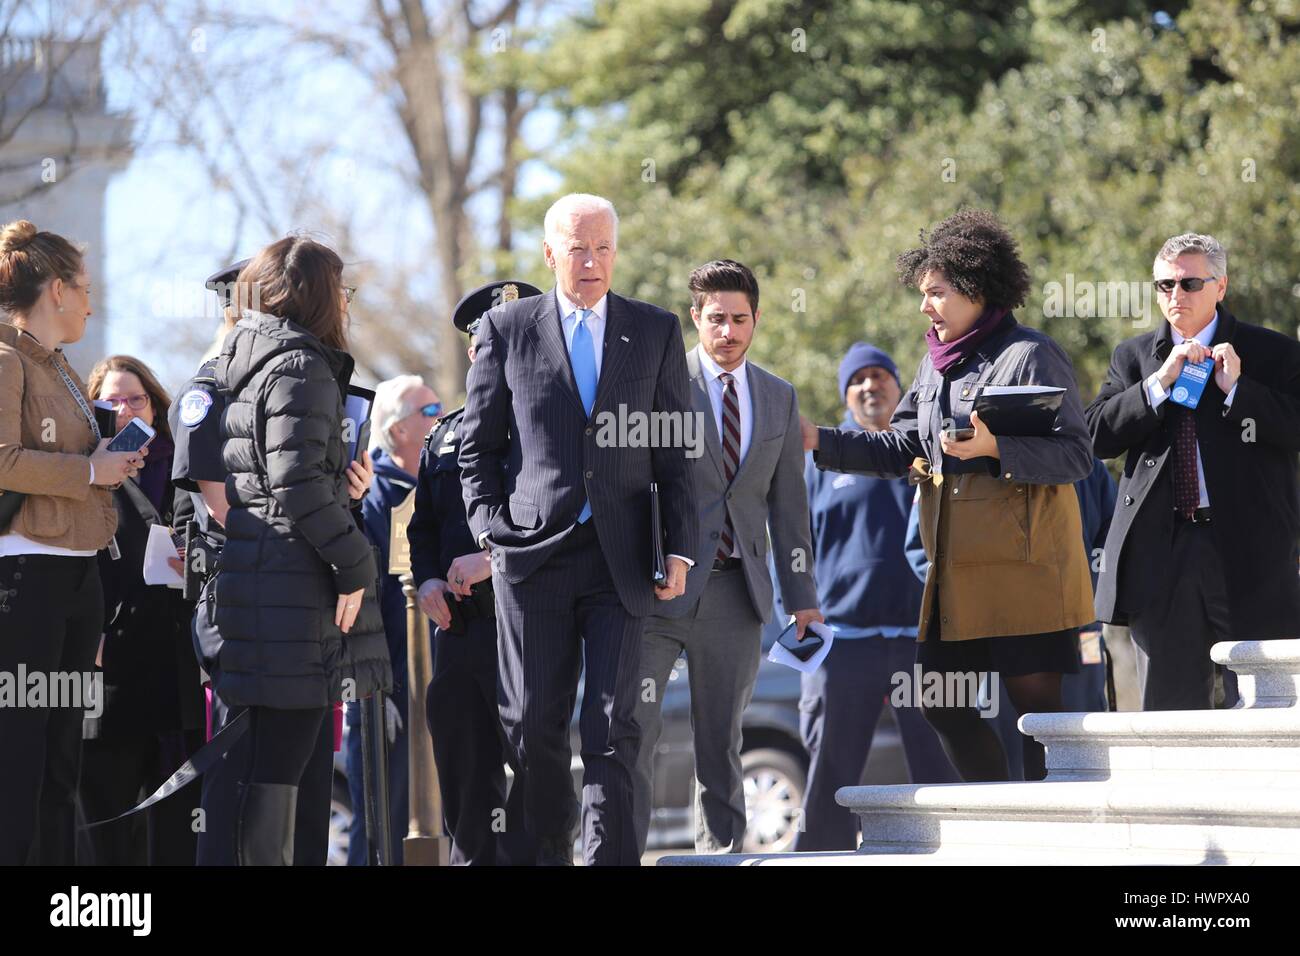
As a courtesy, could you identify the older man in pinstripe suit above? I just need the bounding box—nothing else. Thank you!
[458,194,698,865]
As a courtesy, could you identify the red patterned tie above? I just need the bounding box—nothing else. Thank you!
[716,372,741,565]
[1171,405,1200,518]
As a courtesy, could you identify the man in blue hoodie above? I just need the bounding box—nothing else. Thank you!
[794,343,958,852]
[347,374,441,864]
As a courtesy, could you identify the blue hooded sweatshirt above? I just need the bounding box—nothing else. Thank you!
[804,412,923,637]
[359,447,417,711]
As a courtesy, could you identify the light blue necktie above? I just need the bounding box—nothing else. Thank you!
[570,308,597,523]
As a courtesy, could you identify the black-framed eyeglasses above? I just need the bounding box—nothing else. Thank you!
[418,402,442,418]
[342,286,357,303]
[1153,276,1216,295]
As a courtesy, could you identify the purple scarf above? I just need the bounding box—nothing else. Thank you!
[135,434,174,514]
[926,306,1012,375]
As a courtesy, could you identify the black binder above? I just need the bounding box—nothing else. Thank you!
[650,482,667,584]
[973,385,1066,437]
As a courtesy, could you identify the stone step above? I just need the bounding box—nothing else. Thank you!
[658,844,1277,865]
[836,779,1300,863]
[1215,639,1300,709]
[660,641,1300,867]
[1024,708,1300,782]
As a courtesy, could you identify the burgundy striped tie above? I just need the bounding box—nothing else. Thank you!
[716,372,741,566]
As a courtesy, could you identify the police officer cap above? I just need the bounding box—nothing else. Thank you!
[204,258,251,307]
[453,280,542,334]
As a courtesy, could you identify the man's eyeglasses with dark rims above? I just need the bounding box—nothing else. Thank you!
[1153,276,1217,295]
[418,402,442,418]
[103,394,150,411]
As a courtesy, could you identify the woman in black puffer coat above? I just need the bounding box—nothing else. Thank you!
[212,236,390,865]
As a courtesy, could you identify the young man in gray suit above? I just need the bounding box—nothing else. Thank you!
[633,260,822,855]
[458,194,698,865]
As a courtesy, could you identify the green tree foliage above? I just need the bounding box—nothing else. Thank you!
[520,0,1299,423]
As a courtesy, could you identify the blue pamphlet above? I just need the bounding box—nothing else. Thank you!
[1170,357,1214,409]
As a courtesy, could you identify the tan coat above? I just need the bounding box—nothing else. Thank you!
[911,459,1095,642]
[0,322,116,550]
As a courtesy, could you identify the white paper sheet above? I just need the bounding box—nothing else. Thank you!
[143,522,185,589]
[766,620,835,674]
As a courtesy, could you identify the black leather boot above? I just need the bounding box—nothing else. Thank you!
[235,782,297,866]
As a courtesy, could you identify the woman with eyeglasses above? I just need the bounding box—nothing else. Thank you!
[212,236,391,865]
[79,355,206,864]
[802,210,1096,782]
[173,259,374,865]
[0,220,142,864]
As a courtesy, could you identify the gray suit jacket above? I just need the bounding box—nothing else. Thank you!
[655,346,818,622]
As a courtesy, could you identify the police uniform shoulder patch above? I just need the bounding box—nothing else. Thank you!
[422,407,462,450]
[179,388,214,427]
[433,407,465,454]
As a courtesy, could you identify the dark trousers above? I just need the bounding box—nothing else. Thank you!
[0,554,102,865]
[1061,633,1108,713]
[344,698,408,866]
[794,636,959,851]
[1129,521,1238,711]
[246,705,329,782]
[79,729,205,865]
[494,519,644,866]
[427,614,534,865]
[196,692,334,865]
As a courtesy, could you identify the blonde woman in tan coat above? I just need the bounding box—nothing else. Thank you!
[0,220,141,864]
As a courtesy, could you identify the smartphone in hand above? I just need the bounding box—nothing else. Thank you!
[776,619,825,662]
[107,417,156,453]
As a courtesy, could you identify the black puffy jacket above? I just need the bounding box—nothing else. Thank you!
[213,312,391,709]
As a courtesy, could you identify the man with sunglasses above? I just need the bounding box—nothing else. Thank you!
[407,279,541,865]
[1086,233,1300,710]
[342,373,440,864]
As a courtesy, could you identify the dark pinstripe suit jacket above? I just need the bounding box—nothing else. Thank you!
[458,288,698,618]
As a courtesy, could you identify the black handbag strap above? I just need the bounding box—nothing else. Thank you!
[82,709,249,827]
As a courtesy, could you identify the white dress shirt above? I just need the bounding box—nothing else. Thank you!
[1143,310,1237,509]
[556,288,608,377]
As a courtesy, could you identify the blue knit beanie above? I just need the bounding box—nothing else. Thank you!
[838,342,899,397]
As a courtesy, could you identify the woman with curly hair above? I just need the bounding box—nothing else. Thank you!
[802,209,1095,781]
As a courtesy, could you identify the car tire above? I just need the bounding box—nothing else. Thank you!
[328,774,352,867]
[741,747,806,854]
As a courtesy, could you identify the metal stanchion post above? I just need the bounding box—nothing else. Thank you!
[360,691,391,866]
[389,492,449,865]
